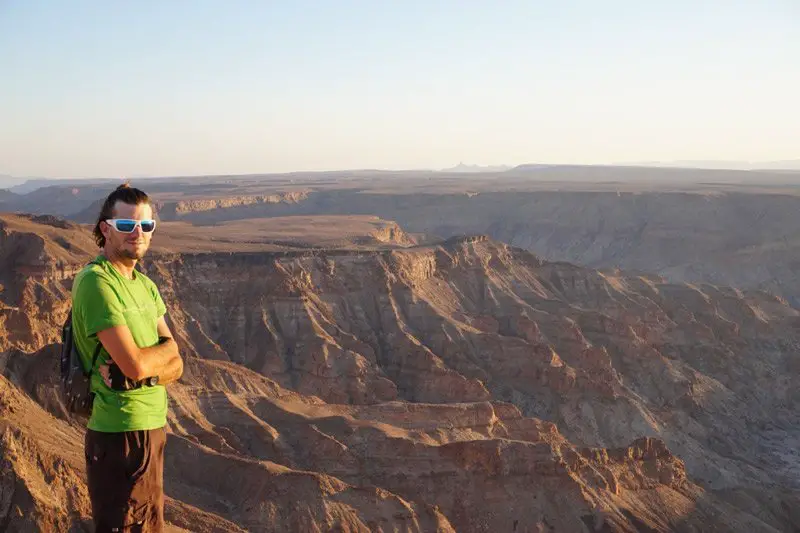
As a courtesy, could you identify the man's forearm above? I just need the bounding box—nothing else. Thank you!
[139,339,183,384]
[156,352,183,385]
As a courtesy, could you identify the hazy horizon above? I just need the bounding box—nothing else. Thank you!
[2,1,799,178]
[4,158,800,183]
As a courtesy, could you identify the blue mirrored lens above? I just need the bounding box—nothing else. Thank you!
[115,220,136,232]
[140,220,155,232]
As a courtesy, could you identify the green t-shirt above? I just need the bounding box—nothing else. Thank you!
[71,255,168,432]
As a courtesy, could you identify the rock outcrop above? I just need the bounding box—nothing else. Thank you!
[156,191,310,219]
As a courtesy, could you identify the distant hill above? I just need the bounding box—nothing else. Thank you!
[613,159,800,171]
[506,164,800,184]
[440,162,511,173]
[0,174,30,190]
[9,177,121,194]
[0,187,19,208]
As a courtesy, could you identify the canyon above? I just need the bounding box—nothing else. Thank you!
[8,167,800,304]
[1,168,800,531]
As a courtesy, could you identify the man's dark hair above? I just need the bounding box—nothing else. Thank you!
[93,183,151,248]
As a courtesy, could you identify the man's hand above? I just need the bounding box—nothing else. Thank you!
[98,362,112,389]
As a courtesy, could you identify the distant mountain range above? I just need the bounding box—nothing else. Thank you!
[442,160,800,173]
[613,159,800,171]
[439,163,512,173]
[4,160,798,194]
[0,174,30,190]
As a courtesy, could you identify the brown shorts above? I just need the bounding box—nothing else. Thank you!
[85,427,167,532]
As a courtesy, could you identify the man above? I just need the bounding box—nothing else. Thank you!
[71,183,183,532]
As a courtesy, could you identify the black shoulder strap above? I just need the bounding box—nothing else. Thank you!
[88,342,103,376]
[83,257,105,376]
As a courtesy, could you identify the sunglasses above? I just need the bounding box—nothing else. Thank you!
[105,218,157,233]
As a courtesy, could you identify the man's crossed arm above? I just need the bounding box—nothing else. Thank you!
[96,316,184,385]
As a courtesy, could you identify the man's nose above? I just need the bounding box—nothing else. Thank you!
[131,224,143,236]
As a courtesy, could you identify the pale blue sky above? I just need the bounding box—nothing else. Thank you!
[1,1,798,177]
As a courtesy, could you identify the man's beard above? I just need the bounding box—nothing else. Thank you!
[120,247,147,260]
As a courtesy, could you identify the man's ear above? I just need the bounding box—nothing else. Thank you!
[99,220,111,240]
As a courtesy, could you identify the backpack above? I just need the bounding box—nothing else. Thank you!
[60,261,103,416]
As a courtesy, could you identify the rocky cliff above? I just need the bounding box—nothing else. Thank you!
[90,185,800,306]
[156,192,311,219]
[1,214,799,531]
[19,173,800,306]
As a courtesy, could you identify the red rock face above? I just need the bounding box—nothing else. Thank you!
[1,215,799,532]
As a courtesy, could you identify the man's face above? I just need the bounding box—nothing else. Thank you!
[101,201,155,260]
